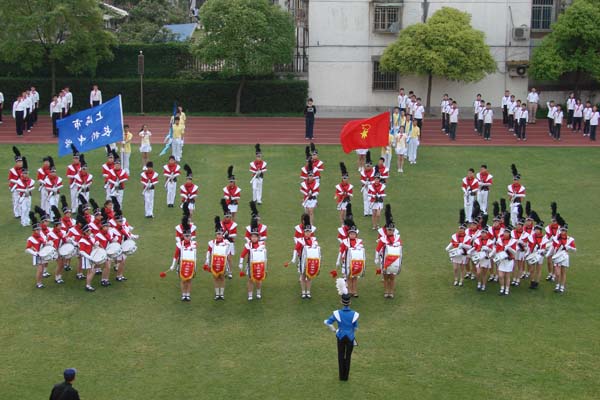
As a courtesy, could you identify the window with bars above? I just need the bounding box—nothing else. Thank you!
[531,0,555,30]
[374,5,401,32]
[372,61,398,91]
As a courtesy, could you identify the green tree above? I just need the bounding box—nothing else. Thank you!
[195,0,295,114]
[0,0,115,94]
[530,0,600,92]
[117,0,189,44]
[380,7,496,113]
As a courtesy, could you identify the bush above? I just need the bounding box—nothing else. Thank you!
[0,77,307,113]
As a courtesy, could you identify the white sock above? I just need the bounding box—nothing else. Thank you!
[256,289,261,296]
[302,290,306,295]
[248,291,253,297]
[500,286,505,291]
[215,288,219,296]
[477,282,481,288]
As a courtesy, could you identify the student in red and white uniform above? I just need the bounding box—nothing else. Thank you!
[300,160,320,224]
[37,156,52,210]
[288,215,319,299]
[367,169,386,230]
[57,196,76,271]
[15,159,34,227]
[163,156,180,207]
[245,201,267,242]
[463,208,482,281]
[101,147,115,200]
[445,210,470,287]
[47,206,66,284]
[25,214,48,288]
[250,144,267,204]
[141,161,159,218]
[374,205,403,299]
[77,219,99,292]
[112,210,134,282]
[73,157,93,210]
[175,203,197,244]
[462,168,479,222]
[527,212,548,289]
[476,164,493,215]
[294,212,316,244]
[223,165,241,221]
[93,214,118,287]
[507,164,525,226]
[472,216,495,291]
[334,162,353,225]
[336,220,365,297]
[107,156,128,207]
[375,157,389,183]
[203,217,232,300]
[300,146,320,181]
[310,142,324,179]
[544,203,561,281]
[489,215,517,296]
[551,216,576,294]
[43,163,63,218]
[337,204,355,244]
[180,164,198,214]
[510,214,529,287]
[359,151,376,217]
[239,218,267,301]
[9,146,24,219]
[169,218,197,301]
[66,146,81,212]
[220,199,238,279]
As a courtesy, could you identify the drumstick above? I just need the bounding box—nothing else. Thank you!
[159,269,172,278]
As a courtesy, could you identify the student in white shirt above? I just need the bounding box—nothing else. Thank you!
[24,90,33,132]
[397,88,407,113]
[546,100,556,136]
[0,91,4,124]
[477,100,485,135]
[526,88,539,123]
[64,86,73,116]
[472,94,482,131]
[565,92,575,128]
[514,100,522,138]
[583,101,593,136]
[440,94,449,132]
[507,95,516,132]
[572,99,583,132]
[589,105,598,141]
[50,95,62,137]
[553,105,564,140]
[518,103,528,141]
[12,95,27,136]
[443,98,452,135]
[448,101,459,141]
[413,97,425,132]
[406,92,415,116]
[501,90,510,125]
[482,102,493,140]
[90,85,102,107]
[30,86,39,125]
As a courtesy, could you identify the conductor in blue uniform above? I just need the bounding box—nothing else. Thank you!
[324,279,359,381]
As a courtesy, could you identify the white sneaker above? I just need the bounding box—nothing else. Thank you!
[399,168,403,173]
[256,294,262,299]
[248,295,253,301]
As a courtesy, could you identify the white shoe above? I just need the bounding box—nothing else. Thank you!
[399,168,403,173]
[248,296,253,301]
[256,294,262,299]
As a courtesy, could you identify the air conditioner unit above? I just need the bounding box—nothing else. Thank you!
[508,65,528,78]
[513,25,529,41]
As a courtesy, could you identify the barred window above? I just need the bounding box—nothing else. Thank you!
[374,6,401,32]
[372,61,398,91]
[531,0,554,30]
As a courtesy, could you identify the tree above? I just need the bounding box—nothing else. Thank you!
[117,0,189,44]
[530,0,600,92]
[195,0,295,114]
[380,7,496,113]
[0,0,115,94]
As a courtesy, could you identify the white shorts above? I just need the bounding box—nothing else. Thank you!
[81,257,94,270]
[140,144,152,153]
[303,199,317,209]
[227,242,236,256]
[336,201,349,211]
[451,255,466,265]
[477,259,491,269]
[395,147,407,156]
[498,259,514,273]
[356,149,368,155]
[371,202,384,210]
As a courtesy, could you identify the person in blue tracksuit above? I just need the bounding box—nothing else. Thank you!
[324,278,359,381]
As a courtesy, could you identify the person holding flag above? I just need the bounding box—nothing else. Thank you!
[171,117,185,162]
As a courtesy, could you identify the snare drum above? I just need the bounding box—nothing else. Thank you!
[383,245,402,275]
[470,252,482,265]
[121,239,137,255]
[552,250,569,266]
[347,248,365,278]
[58,243,76,258]
[39,245,58,262]
[90,248,108,265]
[106,242,123,260]
[493,251,508,264]
[302,246,321,279]
[525,252,542,265]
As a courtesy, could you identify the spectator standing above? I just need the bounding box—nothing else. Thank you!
[304,98,316,140]
[526,88,539,123]
[49,368,80,400]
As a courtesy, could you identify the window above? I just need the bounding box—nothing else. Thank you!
[374,5,402,32]
[531,0,554,30]
[372,61,398,91]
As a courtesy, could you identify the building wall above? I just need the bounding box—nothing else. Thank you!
[308,0,532,113]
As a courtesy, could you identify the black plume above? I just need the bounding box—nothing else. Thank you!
[307,159,313,174]
[76,214,87,227]
[511,164,518,177]
[255,143,261,154]
[346,203,353,219]
[71,144,79,156]
[550,202,557,218]
[105,145,112,156]
[250,217,259,233]
[89,198,100,211]
[183,164,192,177]
[555,213,566,227]
[60,195,69,210]
[500,198,507,214]
[30,212,38,226]
[305,146,310,160]
[79,154,86,167]
[182,201,190,217]
[249,201,259,218]
[503,212,511,229]
[111,196,121,214]
[51,206,61,220]
[481,213,489,227]
[340,162,348,177]
[385,204,393,226]
[13,146,21,158]
[220,198,229,215]
[227,165,234,179]
[366,150,372,165]
[34,205,46,219]
[310,142,316,153]
[214,216,221,232]
[78,194,88,206]
[530,210,541,224]
[525,201,531,217]
[459,209,466,226]
[47,156,55,168]
[22,157,28,170]
[493,201,500,218]
[302,213,310,227]
[472,201,481,221]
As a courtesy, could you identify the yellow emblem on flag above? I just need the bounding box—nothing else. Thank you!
[360,124,371,139]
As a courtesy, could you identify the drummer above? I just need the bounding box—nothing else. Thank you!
[169,216,197,301]
[25,213,48,288]
[289,214,319,299]
[489,214,517,296]
[472,215,494,291]
[374,205,402,299]
[445,210,470,287]
[94,212,117,287]
[48,206,66,284]
[239,218,267,301]
[551,217,576,294]
[77,217,98,292]
[336,216,365,298]
[203,217,231,300]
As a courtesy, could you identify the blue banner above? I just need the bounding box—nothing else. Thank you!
[57,95,124,157]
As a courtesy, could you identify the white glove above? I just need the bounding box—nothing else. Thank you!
[336,253,341,267]
[26,249,38,256]
[169,261,176,271]
[238,259,244,270]
[131,234,139,240]
[291,252,297,264]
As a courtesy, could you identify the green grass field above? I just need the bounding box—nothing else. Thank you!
[1,144,599,399]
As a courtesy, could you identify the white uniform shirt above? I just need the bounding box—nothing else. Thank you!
[413,104,424,119]
[449,107,459,123]
[526,92,539,103]
[590,111,599,126]
[65,92,73,108]
[507,101,516,115]
[440,99,449,113]
[554,110,564,124]
[483,109,493,123]
[0,92,4,105]
[566,98,576,111]
[514,107,522,120]
[31,91,39,107]
[473,99,480,114]
[583,107,593,121]
[501,96,510,107]
[573,104,583,118]
[90,89,102,105]
[546,103,556,119]
[50,100,62,115]
[519,109,529,123]
[397,95,407,109]
[12,99,27,117]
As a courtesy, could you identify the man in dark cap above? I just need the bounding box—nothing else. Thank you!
[49,368,80,400]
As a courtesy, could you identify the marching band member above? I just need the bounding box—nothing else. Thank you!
[300,146,319,181]
[25,213,48,288]
[220,199,237,279]
[110,197,137,281]
[169,217,197,301]
[324,279,359,382]
[59,196,75,271]
[337,204,354,244]
[107,156,128,207]
[462,168,479,222]
[375,157,390,183]
[245,201,267,242]
[101,146,115,200]
[300,160,320,225]
[359,151,375,217]
[37,156,51,212]
[103,199,115,221]
[545,203,560,282]
[523,201,534,236]
[507,164,525,226]
[77,217,99,292]
[180,164,198,215]
[551,216,576,294]
[367,168,385,230]
[445,210,470,287]
[294,212,316,244]
[527,211,547,289]
[310,142,324,180]
[476,164,493,215]
[72,156,92,208]
[43,161,63,218]
[489,214,517,296]
[15,158,34,227]
[163,155,180,207]
[289,214,320,299]
[472,215,494,291]
[175,203,197,244]
[223,166,241,221]
[334,162,353,225]
[374,205,403,298]
[94,212,118,287]
[335,215,365,297]
[203,217,231,300]
[34,207,53,278]
[464,203,482,280]
[48,206,66,284]
[249,144,267,204]
[239,218,268,301]
[141,161,159,218]
[66,145,81,212]
[510,208,529,287]
[9,146,24,219]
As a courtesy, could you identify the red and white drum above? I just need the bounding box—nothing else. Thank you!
[210,242,228,278]
[302,245,321,280]
[383,244,402,275]
[249,247,267,282]
[347,248,365,278]
[179,248,196,281]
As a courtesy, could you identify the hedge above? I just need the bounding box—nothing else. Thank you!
[0,78,307,114]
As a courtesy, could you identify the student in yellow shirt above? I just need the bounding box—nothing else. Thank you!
[171,117,184,162]
[121,124,133,173]
[139,124,152,168]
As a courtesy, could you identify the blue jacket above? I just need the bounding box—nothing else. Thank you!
[324,306,359,341]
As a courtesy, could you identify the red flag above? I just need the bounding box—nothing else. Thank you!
[340,112,390,153]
